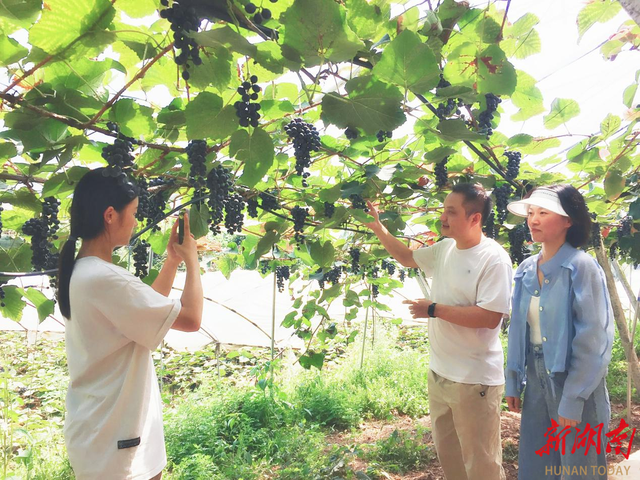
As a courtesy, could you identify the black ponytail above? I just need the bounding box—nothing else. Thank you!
[57,236,78,319]
[57,168,138,319]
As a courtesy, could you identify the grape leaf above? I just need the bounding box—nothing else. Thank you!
[321,75,406,134]
[29,0,115,55]
[543,98,580,130]
[233,128,275,188]
[280,0,364,67]
[372,30,440,94]
[577,0,621,41]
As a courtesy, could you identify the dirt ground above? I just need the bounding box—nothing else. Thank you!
[326,403,640,480]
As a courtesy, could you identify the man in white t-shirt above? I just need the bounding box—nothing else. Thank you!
[364,183,512,480]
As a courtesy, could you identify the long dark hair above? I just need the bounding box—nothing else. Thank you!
[528,184,591,248]
[57,168,138,319]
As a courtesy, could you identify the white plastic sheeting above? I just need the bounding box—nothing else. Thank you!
[0,269,428,351]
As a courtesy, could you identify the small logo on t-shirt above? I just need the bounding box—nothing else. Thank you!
[117,437,141,449]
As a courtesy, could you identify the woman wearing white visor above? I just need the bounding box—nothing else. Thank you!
[504,185,614,480]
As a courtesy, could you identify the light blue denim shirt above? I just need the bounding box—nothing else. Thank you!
[505,242,614,422]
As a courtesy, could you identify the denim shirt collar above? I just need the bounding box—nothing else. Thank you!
[521,242,576,295]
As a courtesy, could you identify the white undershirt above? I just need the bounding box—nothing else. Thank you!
[528,295,542,345]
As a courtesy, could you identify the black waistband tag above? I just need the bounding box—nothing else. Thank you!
[117,437,141,449]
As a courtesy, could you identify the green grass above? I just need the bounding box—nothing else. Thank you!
[606,327,640,403]
[363,427,436,476]
[162,331,432,478]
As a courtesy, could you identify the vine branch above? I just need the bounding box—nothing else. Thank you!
[88,43,175,125]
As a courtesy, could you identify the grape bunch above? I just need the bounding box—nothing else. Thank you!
[138,177,174,232]
[399,269,406,282]
[186,140,208,188]
[617,216,633,255]
[150,176,176,189]
[260,260,270,275]
[483,210,497,239]
[504,151,522,180]
[318,266,343,289]
[232,234,245,246]
[609,243,619,260]
[368,264,380,279]
[224,193,245,234]
[275,265,290,292]
[366,266,380,298]
[435,157,449,188]
[350,194,368,212]
[508,224,530,266]
[260,191,279,212]
[291,206,308,244]
[147,190,169,232]
[0,282,5,307]
[436,98,458,118]
[381,259,396,276]
[349,247,360,274]
[234,75,262,128]
[42,197,60,239]
[436,74,451,89]
[133,240,150,278]
[494,184,512,223]
[376,130,393,142]
[135,176,150,222]
[23,218,53,271]
[102,123,137,197]
[324,202,335,218]
[206,165,235,235]
[22,196,61,271]
[160,0,202,81]
[244,2,272,25]
[247,198,259,218]
[284,118,321,185]
[344,127,358,140]
[0,204,3,236]
[618,216,633,239]
[477,93,501,138]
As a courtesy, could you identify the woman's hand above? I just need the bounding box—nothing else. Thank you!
[558,415,579,428]
[506,396,521,413]
[171,212,198,267]
[166,218,181,265]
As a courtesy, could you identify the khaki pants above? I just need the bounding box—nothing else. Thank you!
[428,369,506,480]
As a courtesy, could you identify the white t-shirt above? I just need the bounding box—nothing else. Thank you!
[64,256,181,480]
[413,236,512,385]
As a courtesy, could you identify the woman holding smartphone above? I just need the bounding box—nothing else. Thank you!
[504,185,614,480]
[57,168,203,480]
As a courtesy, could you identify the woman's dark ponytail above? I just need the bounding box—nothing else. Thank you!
[56,168,138,319]
[57,236,77,318]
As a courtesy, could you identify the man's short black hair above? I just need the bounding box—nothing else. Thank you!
[451,182,492,226]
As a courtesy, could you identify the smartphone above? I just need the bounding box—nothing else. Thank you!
[178,212,185,245]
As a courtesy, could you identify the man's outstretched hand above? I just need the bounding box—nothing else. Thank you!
[364,201,382,230]
[402,299,432,319]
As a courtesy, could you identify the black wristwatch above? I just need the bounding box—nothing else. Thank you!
[428,302,437,318]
